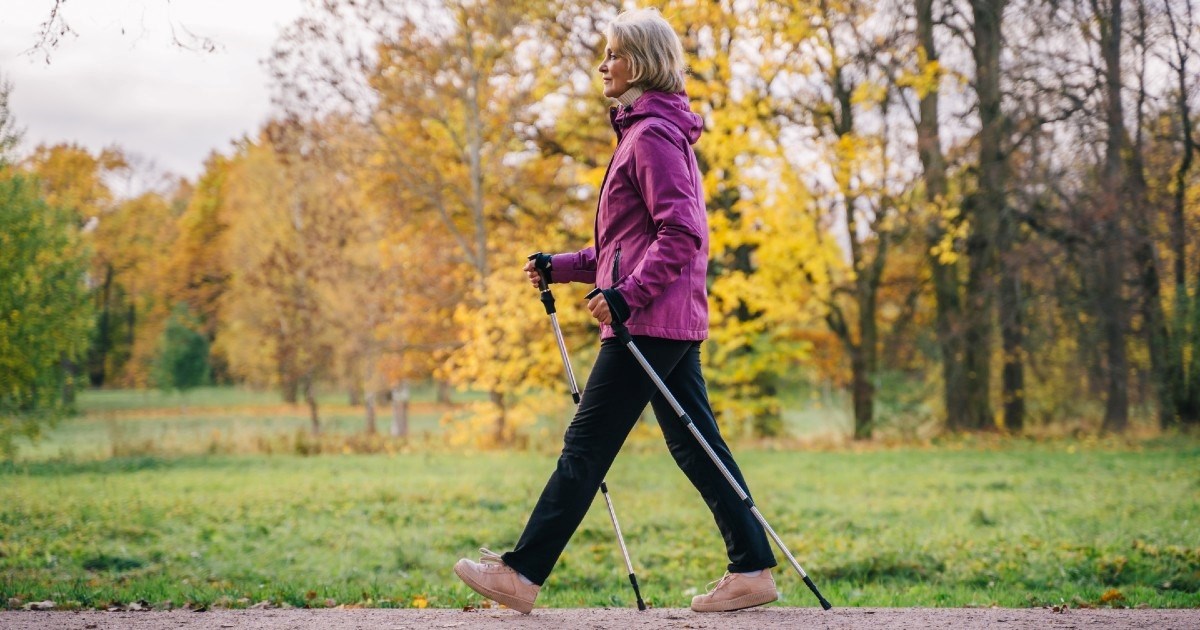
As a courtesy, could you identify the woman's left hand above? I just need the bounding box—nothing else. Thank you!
[587,293,612,324]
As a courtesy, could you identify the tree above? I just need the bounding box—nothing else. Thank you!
[215,122,347,434]
[152,303,211,392]
[0,76,22,167]
[166,154,231,378]
[271,0,612,444]
[0,174,92,457]
[909,0,971,431]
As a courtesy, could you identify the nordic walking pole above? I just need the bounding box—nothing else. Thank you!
[585,284,833,611]
[527,253,647,611]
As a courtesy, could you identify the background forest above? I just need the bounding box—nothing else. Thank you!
[3,0,1199,455]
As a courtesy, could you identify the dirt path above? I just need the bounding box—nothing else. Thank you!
[3,608,1198,629]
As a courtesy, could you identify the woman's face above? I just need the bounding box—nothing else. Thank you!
[598,40,633,98]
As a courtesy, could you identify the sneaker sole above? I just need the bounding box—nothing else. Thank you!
[691,588,779,613]
[453,560,535,614]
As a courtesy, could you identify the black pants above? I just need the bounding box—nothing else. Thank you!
[501,336,777,585]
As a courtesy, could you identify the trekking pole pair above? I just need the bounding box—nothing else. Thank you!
[530,253,832,611]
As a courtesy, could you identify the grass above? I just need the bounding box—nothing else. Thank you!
[1,387,1197,610]
[19,385,454,461]
[3,447,1198,610]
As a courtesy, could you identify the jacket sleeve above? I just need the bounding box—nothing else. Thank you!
[615,123,704,308]
[549,247,597,284]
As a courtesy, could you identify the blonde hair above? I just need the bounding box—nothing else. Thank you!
[606,8,687,93]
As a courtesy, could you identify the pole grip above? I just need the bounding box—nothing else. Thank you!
[528,252,551,290]
[529,253,555,314]
[585,287,633,343]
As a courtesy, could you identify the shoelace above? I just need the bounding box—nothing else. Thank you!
[478,547,504,565]
[704,572,735,594]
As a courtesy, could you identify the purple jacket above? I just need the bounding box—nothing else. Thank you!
[551,91,709,341]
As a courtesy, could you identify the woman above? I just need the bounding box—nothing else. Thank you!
[453,7,778,614]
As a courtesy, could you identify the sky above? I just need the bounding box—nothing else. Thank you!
[0,0,309,183]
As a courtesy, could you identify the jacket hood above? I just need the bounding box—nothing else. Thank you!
[611,91,703,145]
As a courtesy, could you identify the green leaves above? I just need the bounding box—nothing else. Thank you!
[152,304,211,393]
[0,173,92,457]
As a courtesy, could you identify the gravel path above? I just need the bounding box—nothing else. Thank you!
[3,608,1198,629]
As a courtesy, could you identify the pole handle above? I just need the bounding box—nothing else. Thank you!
[529,253,555,315]
[528,252,551,291]
[584,287,632,342]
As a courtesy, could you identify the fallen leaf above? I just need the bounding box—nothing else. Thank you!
[1099,589,1124,604]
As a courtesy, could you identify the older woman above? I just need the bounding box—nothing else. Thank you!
[454,8,778,614]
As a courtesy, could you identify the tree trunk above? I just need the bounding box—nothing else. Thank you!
[851,348,875,440]
[1185,285,1200,425]
[916,0,969,430]
[1099,237,1130,433]
[303,375,320,435]
[964,0,1007,432]
[963,225,996,431]
[490,390,506,444]
[364,389,377,435]
[1163,3,1198,426]
[998,239,1025,431]
[60,357,77,405]
[1099,0,1130,433]
[391,380,410,438]
[89,264,114,387]
[437,380,452,405]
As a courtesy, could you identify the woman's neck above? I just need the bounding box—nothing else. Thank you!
[614,86,645,108]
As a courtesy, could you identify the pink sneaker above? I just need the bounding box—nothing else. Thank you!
[690,569,779,612]
[453,548,539,614]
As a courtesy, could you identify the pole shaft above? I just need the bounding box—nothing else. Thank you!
[534,279,644,610]
[548,313,580,399]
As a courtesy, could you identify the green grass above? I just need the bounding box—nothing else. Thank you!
[2,387,1196,610]
[3,444,1198,610]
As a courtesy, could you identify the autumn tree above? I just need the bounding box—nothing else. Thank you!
[86,188,181,387]
[269,0,614,444]
[166,154,232,381]
[213,120,356,434]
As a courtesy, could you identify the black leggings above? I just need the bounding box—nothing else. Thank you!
[501,336,777,585]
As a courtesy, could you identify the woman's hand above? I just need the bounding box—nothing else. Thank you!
[523,259,543,289]
[587,292,612,324]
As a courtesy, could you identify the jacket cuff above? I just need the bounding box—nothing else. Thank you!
[601,288,631,325]
[531,252,553,283]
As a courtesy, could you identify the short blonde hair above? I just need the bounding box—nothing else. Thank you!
[606,8,687,93]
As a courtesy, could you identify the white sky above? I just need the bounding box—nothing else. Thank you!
[0,0,308,182]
